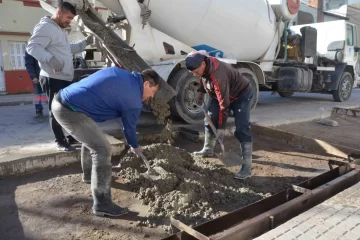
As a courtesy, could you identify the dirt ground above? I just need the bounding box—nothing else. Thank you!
[0,135,340,240]
[274,113,360,150]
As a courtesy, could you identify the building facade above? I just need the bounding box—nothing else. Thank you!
[0,0,108,94]
[0,0,49,94]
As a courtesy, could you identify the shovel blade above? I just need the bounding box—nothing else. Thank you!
[216,150,243,167]
[140,166,167,181]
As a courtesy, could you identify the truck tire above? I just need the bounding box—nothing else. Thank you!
[278,91,294,97]
[332,72,353,102]
[168,69,210,124]
[237,68,259,111]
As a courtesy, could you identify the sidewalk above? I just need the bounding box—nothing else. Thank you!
[0,94,36,106]
[255,181,360,240]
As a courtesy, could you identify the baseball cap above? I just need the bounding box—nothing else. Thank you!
[185,52,206,71]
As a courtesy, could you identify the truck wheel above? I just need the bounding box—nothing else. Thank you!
[237,68,259,111]
[168,69,210,124]
[332,72,353,102]
[278,91,294,97]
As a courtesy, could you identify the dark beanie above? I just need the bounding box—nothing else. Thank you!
[185,52,206,71]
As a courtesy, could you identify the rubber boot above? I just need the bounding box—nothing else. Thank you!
[81,145,92,184]
[92,165,128,217]
[234,142,253,180]
[193,131,216,157]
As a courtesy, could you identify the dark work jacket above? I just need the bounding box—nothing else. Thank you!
[198,57,250,126]
[25,51,41,80]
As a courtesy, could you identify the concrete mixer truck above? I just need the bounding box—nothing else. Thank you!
[39,0,359,124]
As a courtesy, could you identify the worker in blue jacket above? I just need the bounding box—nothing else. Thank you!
[25,50,44,116]
[52,66,160,217]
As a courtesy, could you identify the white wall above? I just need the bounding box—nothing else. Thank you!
[0,0,48,33]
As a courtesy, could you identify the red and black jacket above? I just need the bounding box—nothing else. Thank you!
[198,57,250,128]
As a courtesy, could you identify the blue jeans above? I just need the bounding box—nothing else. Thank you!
[205,87,253,143]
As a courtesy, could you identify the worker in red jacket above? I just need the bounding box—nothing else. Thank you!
[185,51,253,180]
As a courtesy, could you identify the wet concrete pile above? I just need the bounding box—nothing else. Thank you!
[138,122,174,145]
[118,144,268,225]
[139,96,174,144]
[147,96,171,125]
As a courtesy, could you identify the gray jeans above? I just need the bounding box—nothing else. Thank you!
[51,97,112,175]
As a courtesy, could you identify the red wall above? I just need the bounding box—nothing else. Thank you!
[5,70,35,94]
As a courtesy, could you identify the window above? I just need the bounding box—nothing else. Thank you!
[9,41,27,70]
[346,24,354,46]
[163,42,175,55]
[297,11,314,25]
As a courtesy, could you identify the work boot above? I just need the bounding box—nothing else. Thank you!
[234,142,253,180]
[82,174,91,184]
[92,165,128,217]
[67,135,79,144]
[81,145,92,184]
[193,131,216,157]
[35,109,43,117]
[57,141,76,152]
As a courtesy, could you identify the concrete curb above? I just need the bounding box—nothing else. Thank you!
[0,135,125,177]
[251,125,360,159]
[0,100,33,107]
[179,123,360,160]
[0,126,170,177]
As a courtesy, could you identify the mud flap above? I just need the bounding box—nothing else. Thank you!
[322,62,347,91]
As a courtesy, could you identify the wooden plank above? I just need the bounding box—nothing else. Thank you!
[170,217,212,240]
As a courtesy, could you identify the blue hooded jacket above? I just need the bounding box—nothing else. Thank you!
[60,67,143,148]
[25,50,41,80]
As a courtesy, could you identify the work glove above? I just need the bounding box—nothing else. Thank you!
[85,35,94,46]
[196,92,205,106]
[49,57,63,73]
[131,146,143,157]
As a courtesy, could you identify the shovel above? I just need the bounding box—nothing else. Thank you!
[115,119,167,179]
[200,106,243,167]
[139,152,167,180]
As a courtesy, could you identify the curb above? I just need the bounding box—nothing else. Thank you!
[179,123,360,160]
[0,135,125,177]
[251,125,360,159]
[0,100,33,107]
[0,126,171,178]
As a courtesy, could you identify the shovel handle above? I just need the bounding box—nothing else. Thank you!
[203,111,217,135]
[202,109,225,149]
[140,152,151,170]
